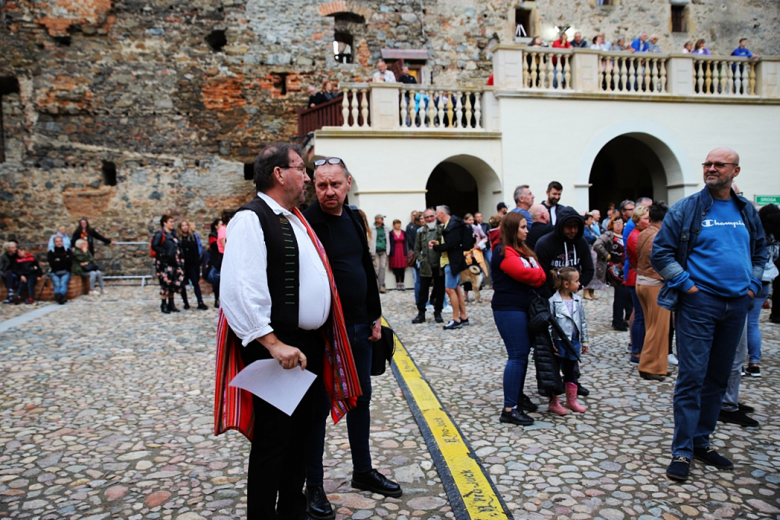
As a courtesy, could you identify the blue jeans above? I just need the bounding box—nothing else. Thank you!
[629,287,645,355]
[412,266,420,303]
[51,272,71,295]
[672,290,751,457]
[722,318,748,412]
[493,310,532,409]
[16,275,39,299]
[306,322,373,486]
[747,283,770,364]
[444,264,460,289]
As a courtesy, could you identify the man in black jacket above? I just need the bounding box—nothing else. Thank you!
[431,205,475,330]
[303,157,402,520]
[535,206,595,299]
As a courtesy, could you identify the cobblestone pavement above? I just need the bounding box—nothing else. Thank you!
[0,286,448,520]
[0,300,53,321]
[1,285,778,520]
[383,286,780,520]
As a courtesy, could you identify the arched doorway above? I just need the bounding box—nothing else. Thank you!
[426,162,478,218]
[425,155,502,219]
[589,135,665,213]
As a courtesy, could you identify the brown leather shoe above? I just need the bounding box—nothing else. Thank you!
[640,371,665,381]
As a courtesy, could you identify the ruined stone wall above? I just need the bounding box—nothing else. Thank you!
[1,0,778,246]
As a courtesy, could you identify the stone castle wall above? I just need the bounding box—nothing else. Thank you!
[1,0,778,245]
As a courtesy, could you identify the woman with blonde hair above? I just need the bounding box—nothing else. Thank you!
[72,238,105,296]
[178,220,208,310]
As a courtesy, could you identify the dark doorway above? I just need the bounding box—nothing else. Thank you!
[589,135,664,214]
[425,162,478,219]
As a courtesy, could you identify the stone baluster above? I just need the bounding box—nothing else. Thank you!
[360,89,368,127]
[749,63,756,95]
[643,58,651,92]
[399,89,408,128]
[529,53,538,89]
[435,91,443,128]
[454,92,463,128]
[342,90,350,127]
[427,90,436,128]
[619,58,628,92]
[474,92,482,130]
[464,93,473,128]
[350,89,359,126]
[546,55,555,89]
[650,59,658,93]
[712,62,720,95]
[446,93,454,127]
[564,56,572,90]
[734,65,742,96]
[724,62,733,94]
[704,61,713,94]
[659,59,667,93]
[607,60,615,92]
[627,58,636,92]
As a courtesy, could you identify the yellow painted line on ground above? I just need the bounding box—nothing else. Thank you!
[384,318,509,520]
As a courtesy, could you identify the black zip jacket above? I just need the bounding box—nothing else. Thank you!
[47,247,73,273]
[534,207,595,298]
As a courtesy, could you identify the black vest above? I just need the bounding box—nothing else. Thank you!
[238,196,300,329]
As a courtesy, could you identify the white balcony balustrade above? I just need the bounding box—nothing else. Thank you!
[692,56,757,96]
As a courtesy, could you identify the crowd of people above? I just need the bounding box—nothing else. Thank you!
[524,32,759,58]
[1,218,113,305]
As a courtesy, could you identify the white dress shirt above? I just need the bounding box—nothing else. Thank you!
[220,192,331,346]
[372,70,396,83]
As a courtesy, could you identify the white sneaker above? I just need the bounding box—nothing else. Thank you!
[668,353,678,366]
[89,290,99,296]
[442,305,453,314]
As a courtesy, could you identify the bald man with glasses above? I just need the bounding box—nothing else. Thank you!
[652,147,766,482]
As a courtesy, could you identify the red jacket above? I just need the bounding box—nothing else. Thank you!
[625,227,640,287]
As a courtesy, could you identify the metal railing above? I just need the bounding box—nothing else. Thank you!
[17,241,153,286]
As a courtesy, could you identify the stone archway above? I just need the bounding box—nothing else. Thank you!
[575,120,697,211]
[425,154,502,218]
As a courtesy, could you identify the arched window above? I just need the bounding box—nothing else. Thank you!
[332,12,365,65]
[0,76,21,164]
[334,31,353,64]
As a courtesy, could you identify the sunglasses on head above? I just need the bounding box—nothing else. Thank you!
[313,157,347,169]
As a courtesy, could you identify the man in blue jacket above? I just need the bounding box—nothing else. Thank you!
[651,147,766,482]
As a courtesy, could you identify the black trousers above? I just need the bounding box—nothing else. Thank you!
[181,263,203,304]
[771,277,780,320]
[612,284,632,327]
[417,267,445,314]
[240,328,324,520]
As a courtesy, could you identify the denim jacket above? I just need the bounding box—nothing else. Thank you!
[651,186,766,311]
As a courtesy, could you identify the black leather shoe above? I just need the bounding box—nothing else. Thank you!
[499,408,534,426]
[693,446,734,469]
[433,312,444,323]
[576,383,590,397]
[305,485,334,520]
[197,302,209,311]
[168,299,180,312]
[412,313,425,324]
[161,302,170,314]
[351,469,402,497]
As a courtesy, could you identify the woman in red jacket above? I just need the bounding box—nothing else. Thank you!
[490,212,546,426]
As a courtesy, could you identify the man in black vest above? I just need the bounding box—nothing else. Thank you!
[221,142,333,520]
[303,157,402,520]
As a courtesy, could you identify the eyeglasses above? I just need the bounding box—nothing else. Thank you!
[702,162,739,169]
[313,157,348,170]
[619,200,635,211]
[424,215,436,220]
[282,165,306,173]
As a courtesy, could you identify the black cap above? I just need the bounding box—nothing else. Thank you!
[497,202,508,211]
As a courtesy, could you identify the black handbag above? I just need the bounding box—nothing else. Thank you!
[82,262,99,272]
[371,325,396,376]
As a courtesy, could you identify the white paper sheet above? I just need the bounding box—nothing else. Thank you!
[229,359,317,416]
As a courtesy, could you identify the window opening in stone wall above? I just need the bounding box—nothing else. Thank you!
[205,30,227,52]
[671,5,687,33]
[272,73,288,96]
[244,162,254,181]
[102,161,117,186]
[0,76,21,164]
[53,35,71,46]
[334,31,353,64]
[515,9,532,38]
[597,0,611,5]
